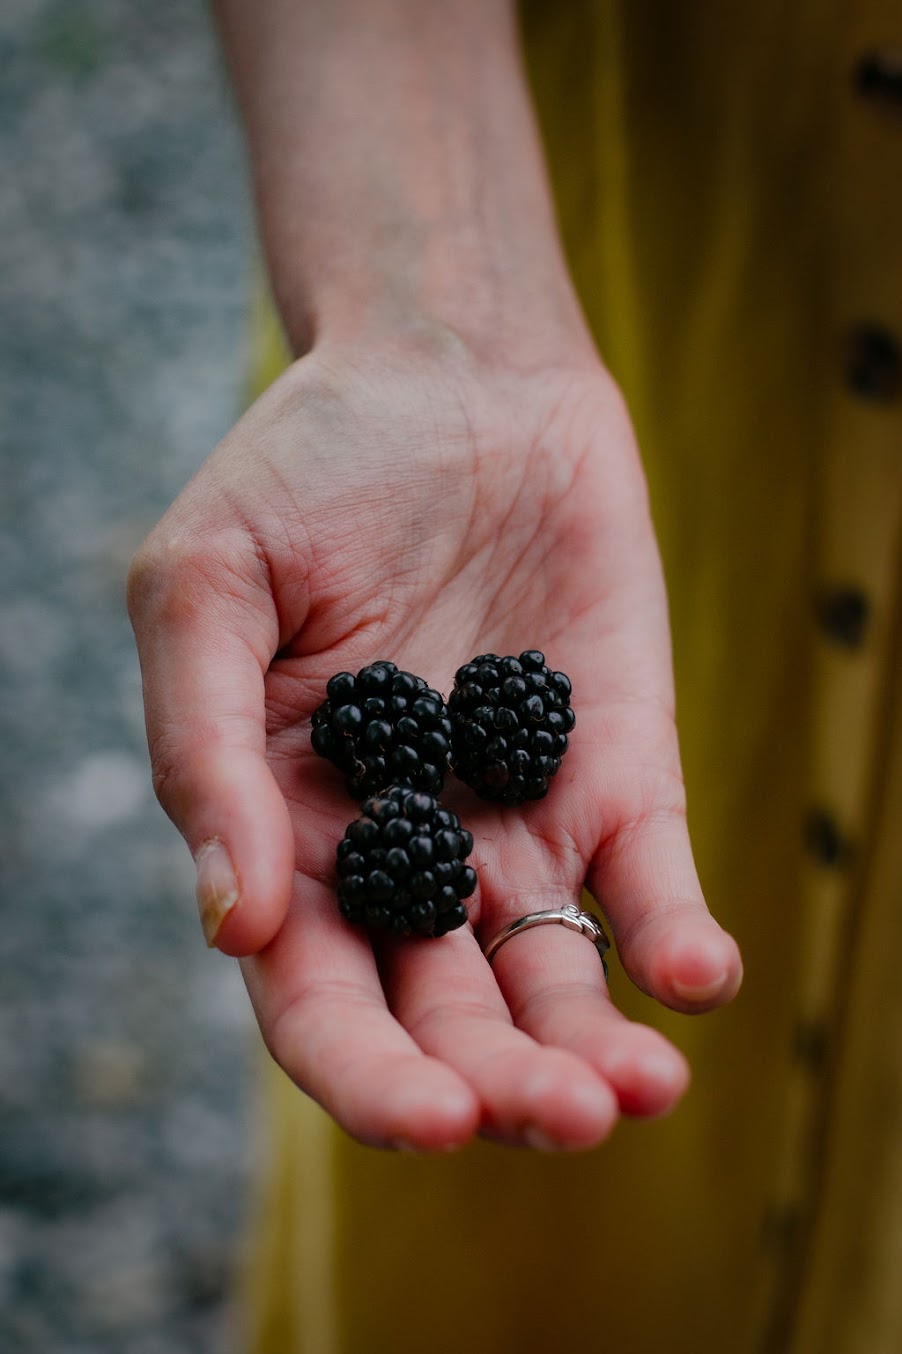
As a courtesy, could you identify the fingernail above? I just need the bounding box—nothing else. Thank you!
[195,839,239,947]
[671,969,729,1003]
[638,1049,688,1093]
[390,1138,462,1154]
[523,1127,564,1153]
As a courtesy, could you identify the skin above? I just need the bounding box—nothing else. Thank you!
[127,0,743,1153]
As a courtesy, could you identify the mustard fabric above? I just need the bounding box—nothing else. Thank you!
[244,3,902,1351]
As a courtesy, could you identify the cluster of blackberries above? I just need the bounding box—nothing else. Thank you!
[311,662,451,799]
[336,787,477,937]
[449,650,575,805]
[312,651,574,938]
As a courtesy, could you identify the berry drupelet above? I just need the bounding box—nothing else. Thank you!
[311,661,453,799]
[448,649,575,805]
[336,787,477,937]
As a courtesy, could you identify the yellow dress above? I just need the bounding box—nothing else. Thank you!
[245,3,902,1350]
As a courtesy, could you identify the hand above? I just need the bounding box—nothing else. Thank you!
[128,332,742,1152]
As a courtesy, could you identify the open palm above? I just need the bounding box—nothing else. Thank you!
[129,339,742,1151]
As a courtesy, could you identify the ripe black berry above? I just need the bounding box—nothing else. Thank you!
[311,661,453,799]
[336,787,477,937]
[448,650,574,805]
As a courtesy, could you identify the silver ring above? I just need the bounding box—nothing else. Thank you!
[482,902,610,968]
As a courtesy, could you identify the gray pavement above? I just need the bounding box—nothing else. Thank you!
[1,3,261,1350]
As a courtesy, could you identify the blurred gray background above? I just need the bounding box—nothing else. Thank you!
[1,2,261,1349]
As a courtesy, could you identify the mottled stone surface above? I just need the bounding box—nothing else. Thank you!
[0,3,260,1350]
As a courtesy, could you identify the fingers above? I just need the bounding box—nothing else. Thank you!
[244,827,703,1150]
[243,879,479,1150]
[127,528,296,955]
[376,924,619,1149]
[466,857,691,1123]
[489,917,689,1118]
[246,869,617,1152]
[258,873,685,1150]
[587,804,743,1014]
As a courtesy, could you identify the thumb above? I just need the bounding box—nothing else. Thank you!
[127,527,297,956]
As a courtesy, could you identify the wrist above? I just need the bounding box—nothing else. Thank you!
[218,0,592,367]
[290,239,594,373]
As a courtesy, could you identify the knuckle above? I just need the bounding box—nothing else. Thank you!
[128,527,256,633]
[147,725,189,814]
[147,717,231,816]
[125,540,160,623]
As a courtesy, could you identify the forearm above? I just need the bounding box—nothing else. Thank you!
[214,0,588,360]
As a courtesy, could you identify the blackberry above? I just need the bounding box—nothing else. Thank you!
[448,649,575,805]
[311,661,452,799]
[336,787,477,937]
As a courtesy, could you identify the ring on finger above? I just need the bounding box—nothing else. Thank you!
[482,902,610,974]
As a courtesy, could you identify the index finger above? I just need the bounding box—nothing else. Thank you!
[127,524,296,954]
[242,876,480,1150]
